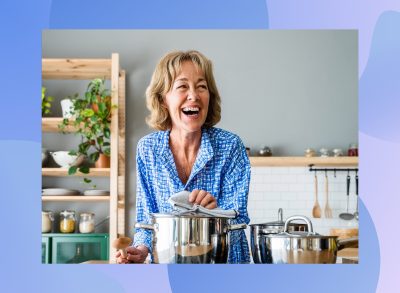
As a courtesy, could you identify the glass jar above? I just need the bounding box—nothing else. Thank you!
[348,143,358,156]
[304,148,316,157]
[60,210,76,233]
[79,212,95,233]
[42,211,54,233]
[319,148,330,157]
[333,148,344,157]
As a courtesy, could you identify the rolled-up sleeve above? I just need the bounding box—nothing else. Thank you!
[220,137,251,263]
[132,142,157,253]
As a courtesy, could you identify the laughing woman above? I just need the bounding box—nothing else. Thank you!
[116,50,251,264]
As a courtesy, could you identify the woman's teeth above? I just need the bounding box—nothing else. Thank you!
[182,107,200,115]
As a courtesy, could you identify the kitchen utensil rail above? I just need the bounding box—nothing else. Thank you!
[309,165,358,177]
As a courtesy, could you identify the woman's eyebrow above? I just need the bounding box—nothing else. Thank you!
[175,77,206,82]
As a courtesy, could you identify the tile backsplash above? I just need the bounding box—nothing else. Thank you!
[247,167,359,235]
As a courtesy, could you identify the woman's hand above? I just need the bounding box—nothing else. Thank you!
[115,245,149,264]
[189,189,217,209]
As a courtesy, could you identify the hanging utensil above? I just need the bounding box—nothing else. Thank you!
[339,172,354,220]
[324,172,332,218]
[312,174,321,218]
[354,173,359,220]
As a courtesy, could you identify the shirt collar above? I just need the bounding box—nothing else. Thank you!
[158,128,214,187]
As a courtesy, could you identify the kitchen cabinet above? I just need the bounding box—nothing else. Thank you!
[42,54,126,259]
[249,156,358,167]
[42,236,51,264]
[42,234,109,264]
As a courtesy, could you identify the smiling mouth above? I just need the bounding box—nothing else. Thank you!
[182,107,200,116]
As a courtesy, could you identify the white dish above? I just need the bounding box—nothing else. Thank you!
[42,188,80,196]
[83,189,110,196]
[50,151,85,168]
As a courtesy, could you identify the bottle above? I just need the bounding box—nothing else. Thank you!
[348,143,358,156]
[60,210,76,233]
[42,211,54,233]
[79,212,95,233]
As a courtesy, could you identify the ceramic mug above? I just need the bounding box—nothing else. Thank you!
[61,99,75,119]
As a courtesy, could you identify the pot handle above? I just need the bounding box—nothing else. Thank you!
[135,222,156,231]
[227,223,247,231]
[284,215,314,233]
[337,237,358,250]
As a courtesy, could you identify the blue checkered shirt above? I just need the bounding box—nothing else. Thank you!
[133,127,251,263]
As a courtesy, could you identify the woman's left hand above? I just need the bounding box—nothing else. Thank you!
[189,189,217,209]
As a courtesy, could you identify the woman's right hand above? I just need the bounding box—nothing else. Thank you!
[115,245,149,264]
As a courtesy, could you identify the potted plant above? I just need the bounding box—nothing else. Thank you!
[41,87,54,116]
[59,79,115,179]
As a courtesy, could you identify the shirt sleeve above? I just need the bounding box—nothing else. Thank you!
[220,137,251,263]
[132,142,158,253]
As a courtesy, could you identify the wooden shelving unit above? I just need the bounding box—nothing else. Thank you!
[249,156,358,167]
[42,168,110,177]
[42,196,111,202]
[42,117,75,132]
[42,54,126,259]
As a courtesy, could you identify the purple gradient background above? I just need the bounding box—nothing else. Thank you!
[0,0,398,292]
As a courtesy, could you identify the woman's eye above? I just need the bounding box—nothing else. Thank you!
[177,85,187,89]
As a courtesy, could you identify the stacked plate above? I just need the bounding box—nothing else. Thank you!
[83,189,110,196]
[42,188,80,196]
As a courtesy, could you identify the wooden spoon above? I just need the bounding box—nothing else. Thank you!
[312,174,321,218]
[324,173,333,218]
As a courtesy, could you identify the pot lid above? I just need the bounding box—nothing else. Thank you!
[150,212,227,219]
[263,231,338,240]
[249,220,307,227]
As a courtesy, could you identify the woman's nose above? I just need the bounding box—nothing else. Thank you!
[187,88,198,101]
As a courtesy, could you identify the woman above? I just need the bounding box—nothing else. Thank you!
[116,50,251,264]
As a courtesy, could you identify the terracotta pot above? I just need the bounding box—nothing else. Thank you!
[95,153,110,168]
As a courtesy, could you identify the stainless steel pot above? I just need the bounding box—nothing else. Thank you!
[250,208,308,263]
[251,215,358,264]
[135,213,246,264]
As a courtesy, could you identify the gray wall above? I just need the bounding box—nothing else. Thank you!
[42,30,358,237]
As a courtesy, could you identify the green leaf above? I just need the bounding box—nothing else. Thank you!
[82,109,94,117]
[79,142,91,154]
[98,102,107,114]
[102,142,110,147]
[68,166,77,175]
[97,136,104,146]
[79,166,90,174]
[83,178,92,184]
[68,150,77,156]
[89,152,100,163]
[104,127,110,139]
[104,148,111,156]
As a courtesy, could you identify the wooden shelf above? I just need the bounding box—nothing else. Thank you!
[42,195,110,202]
[249,156,358,167]
[42,168,110,177]
[42,58,112,80]
[42,54,126,259]
[42,117,76,132]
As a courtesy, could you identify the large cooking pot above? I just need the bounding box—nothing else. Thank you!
[250,208,308,263]
[251,215,358,264]
[135,213,246,264]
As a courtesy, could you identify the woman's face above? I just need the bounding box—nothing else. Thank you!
[164,61,210,134]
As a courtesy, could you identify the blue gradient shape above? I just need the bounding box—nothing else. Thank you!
[49,0,268,29]
[360,11,400,142]
[167,199,379,293]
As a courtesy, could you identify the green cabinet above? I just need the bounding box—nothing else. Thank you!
[42,233,109,264]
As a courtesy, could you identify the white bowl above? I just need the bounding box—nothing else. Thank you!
[50,151,84,168]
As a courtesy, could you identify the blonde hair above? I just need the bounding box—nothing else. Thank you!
[145,50,221,130]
